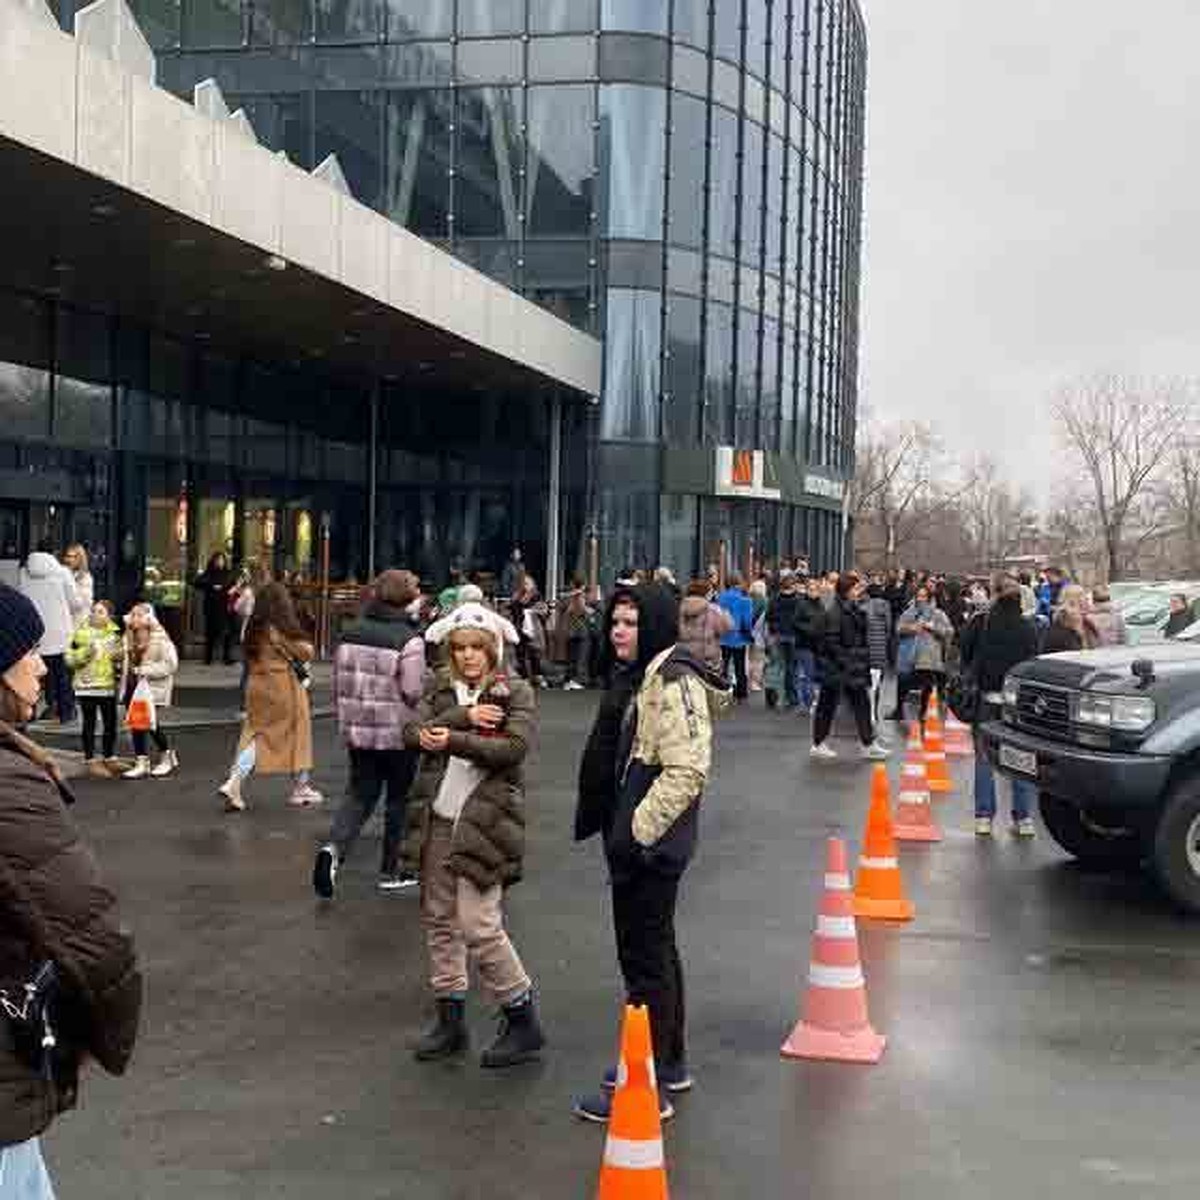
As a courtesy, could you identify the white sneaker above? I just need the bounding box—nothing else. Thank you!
[219,776,245,812]
[563,680,585,691]
[1013,817,1037,839]
[150,749,179,777]
[810,742,837,760]
[974,816,993,837]
[123,757,151,780]
[288,783,324,807]
[862,741,890,761]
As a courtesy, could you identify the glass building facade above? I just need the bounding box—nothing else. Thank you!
[39,0,865,600]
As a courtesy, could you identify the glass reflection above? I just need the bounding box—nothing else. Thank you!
[385,0,451,37]
[601,289,661,441]
[526,86,595,237]
[383,89,452,236]
[704,301,734,445]
[668,93,705,250]
[601,0,667,34]
[598,85,666,241]
[455,87,523,239]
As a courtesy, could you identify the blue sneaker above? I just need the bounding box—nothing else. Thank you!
[601,1061,693,1093]
[572,1090,675,1124]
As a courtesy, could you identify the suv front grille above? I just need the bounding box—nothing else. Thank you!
[1011,682,1074,740]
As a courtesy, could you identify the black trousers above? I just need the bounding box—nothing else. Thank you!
[813,683,875,746]
[132,728,169,756]
[42,654,75,721]
[721,645,749,700]
[204,611,235,665]
[892,670,942,722]
[79,696,117,760]
[329,747,419,875]
[611,868,686,1069]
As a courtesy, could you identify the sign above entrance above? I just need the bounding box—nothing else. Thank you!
[714,447,783,501]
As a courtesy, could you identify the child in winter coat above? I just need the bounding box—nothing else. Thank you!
[65,601,124,778]
[121,603,180,779]
[403,602,545,1069]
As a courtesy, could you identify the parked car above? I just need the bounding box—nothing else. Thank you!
[983,635,1200,912]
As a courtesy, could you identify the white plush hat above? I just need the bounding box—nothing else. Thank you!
[424,601,518,659]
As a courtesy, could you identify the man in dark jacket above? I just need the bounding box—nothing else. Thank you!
[0,585,141,1193]
[573,584,729,1123]
[766,571,803,708]
[811,574,889,761]
[792,576,826,711]
[314,569,426,900]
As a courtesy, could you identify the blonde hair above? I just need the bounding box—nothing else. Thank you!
[65,544,88,572]
[447,627,499,673]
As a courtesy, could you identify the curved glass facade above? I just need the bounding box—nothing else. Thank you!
[123,0,866,580]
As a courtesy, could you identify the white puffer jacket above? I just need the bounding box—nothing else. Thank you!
[18,553,77,656]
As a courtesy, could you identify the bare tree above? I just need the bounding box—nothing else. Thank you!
[850,420,949,568]
[1159,439,1200,576]
[959,454,1038,571]
[1051,375,1193,581]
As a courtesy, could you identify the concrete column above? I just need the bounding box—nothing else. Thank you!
[546,394,562,604]
[367,382,379,581]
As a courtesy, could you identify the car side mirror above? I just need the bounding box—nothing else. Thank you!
[1132,659,1156,688]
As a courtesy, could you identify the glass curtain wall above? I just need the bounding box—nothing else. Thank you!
[145,0,866,580]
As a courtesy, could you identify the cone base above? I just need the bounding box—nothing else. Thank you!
[781,1021,886,1064]
[853,895,916,922]
[894,822,942,843]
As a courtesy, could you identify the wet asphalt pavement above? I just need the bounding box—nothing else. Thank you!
[42,694,1200,1198]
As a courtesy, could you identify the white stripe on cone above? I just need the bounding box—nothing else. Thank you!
[859,855,898,870]
[809,963,866,989]
[604,1135,666,1171]
[824,872,851,890]
[816,914,857,938]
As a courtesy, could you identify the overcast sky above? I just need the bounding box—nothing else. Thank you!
[858,1,1200,501]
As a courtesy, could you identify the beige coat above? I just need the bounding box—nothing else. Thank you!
[241,635,314,775]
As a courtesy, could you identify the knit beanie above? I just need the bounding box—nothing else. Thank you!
[0,584,44,675]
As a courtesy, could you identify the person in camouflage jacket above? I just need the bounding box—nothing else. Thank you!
[573,583,730,1122]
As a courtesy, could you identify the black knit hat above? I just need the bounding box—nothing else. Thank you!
[0,584,44,675]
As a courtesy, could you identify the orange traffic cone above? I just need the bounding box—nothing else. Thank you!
[893,734,942,843]
[923,719,953,795]
[597,1005,670,1200]
[853,765,916,922]
[944,711,974,758]
[903,719,925,763]
[782,837,886,1064]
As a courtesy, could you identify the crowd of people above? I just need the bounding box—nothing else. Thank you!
[0,539,1163,1189]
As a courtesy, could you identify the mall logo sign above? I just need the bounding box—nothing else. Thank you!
[715,447,783,501]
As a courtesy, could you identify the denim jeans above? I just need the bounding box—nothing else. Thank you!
[0,1138,57,1199]
[973,728,1035,820]
[794,648,817,708]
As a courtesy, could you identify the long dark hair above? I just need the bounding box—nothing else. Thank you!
[244,582,306,658]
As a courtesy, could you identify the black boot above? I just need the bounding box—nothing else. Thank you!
[413,998,469,1061]
[480,994,546,1069]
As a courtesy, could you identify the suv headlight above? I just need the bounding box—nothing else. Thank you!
[1074,693,1156,733]
[1002,675,1020,708]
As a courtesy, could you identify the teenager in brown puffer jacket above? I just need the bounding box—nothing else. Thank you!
[0,585,141,1194]
[402,602,545,1071]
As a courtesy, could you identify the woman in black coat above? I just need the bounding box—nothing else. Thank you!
[960,576,1040,837]
[811,573,889,761]
[194,551,236,665]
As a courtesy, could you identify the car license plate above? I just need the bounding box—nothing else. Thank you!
[999,744,1037,777]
